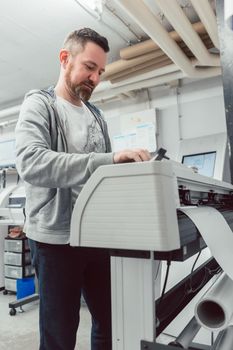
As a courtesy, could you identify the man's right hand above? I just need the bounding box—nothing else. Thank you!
[113,149,151,163]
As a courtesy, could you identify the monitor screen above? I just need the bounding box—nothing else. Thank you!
[0,139,16,169]
[182,151,216,177]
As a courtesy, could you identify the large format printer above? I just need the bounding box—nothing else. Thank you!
[70,159,233,350]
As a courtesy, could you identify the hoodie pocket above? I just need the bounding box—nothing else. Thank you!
[39,189,71,231]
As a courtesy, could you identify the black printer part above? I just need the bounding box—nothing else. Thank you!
[151,148,170,161]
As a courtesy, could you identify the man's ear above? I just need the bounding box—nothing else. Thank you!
[59,49,70,68]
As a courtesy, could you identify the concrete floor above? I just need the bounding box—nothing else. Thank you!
[0,291,91,350]
[0,290,176,350]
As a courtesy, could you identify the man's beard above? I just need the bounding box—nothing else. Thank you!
[65,65,94,102]
[73,83,93,102]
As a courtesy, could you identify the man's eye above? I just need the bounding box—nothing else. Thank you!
[86,64,94,70]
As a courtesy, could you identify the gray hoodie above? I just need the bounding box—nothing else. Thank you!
[15,88,113,244]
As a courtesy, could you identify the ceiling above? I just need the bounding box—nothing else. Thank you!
[0,0,221,117]
[0,0,131,108]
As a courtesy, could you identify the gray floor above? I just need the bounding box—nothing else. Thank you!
[0,290,175,350]
[0,291,91,350]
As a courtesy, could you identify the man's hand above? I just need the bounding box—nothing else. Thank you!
[113,149,151,163]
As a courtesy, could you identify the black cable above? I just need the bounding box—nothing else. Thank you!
[191,251,202,274]
[187,268,209,294]
[187,251,202,293]
[188,263,222,294]
[206,265,222,275]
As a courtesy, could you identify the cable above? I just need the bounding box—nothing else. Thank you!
[187,268,209,294]
[188,262,222,294]
[191,251,202,274]
[187,251,202,293]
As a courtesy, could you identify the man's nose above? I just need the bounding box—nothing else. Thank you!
[89,71,100,86]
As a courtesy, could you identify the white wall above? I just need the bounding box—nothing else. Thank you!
[101,76,227,165]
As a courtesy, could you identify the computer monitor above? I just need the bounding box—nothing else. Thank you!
[0,139,16,169]
[182,151,216,177]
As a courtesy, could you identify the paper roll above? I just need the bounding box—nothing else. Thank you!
[120,21,207,60]
[179,206,233,281]
[195,273,233,331]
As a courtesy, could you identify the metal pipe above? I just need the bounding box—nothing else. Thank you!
[169,316,201,348]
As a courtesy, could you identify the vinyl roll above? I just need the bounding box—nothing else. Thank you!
[179,206,233,281]
[195,273,233,331]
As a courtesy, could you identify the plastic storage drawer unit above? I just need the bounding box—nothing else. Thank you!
[4,265,34,279]
[4,251,31,266]
[4,236,35,295]
[4,278,17,292]
[4,238,29,253]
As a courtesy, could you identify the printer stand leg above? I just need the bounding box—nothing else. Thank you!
[111,255,161,350]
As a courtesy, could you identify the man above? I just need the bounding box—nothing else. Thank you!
[15,28,151,350]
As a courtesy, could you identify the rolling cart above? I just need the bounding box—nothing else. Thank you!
[3,236,39,315]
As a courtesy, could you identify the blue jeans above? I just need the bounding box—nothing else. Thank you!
[29,240,112,350]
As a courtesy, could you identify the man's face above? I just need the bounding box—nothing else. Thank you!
[64,42,107,102]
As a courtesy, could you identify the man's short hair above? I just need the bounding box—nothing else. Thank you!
[63,27,109,54]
